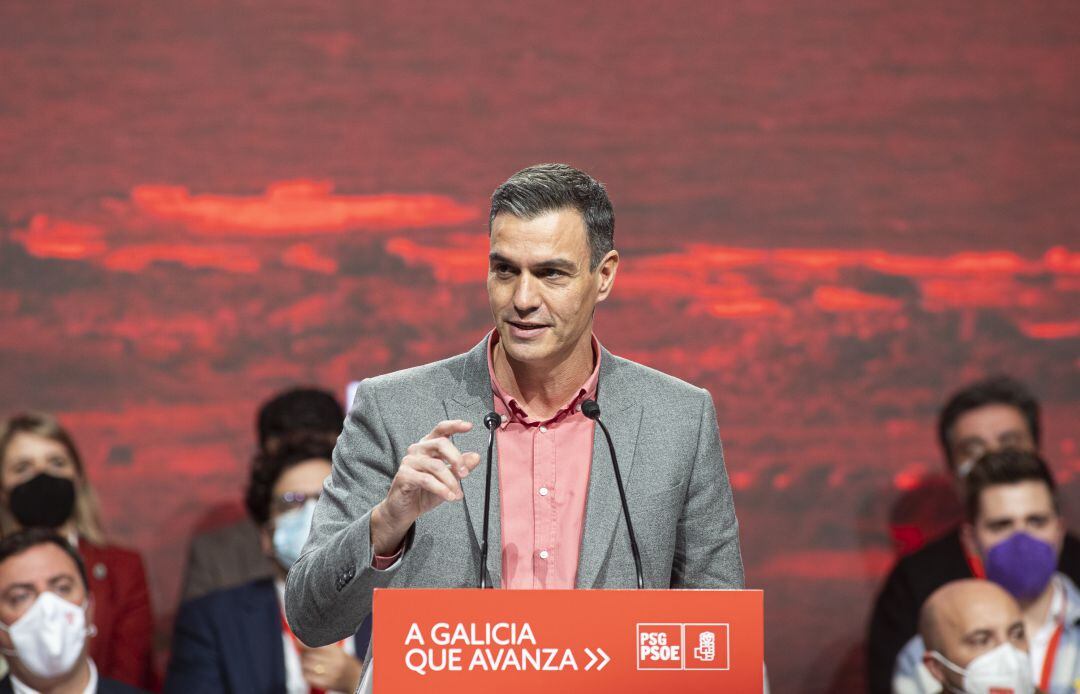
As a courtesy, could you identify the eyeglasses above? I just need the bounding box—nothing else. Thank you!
[271,491,320,515]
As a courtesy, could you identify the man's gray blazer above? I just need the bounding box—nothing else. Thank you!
[285,336,744,647]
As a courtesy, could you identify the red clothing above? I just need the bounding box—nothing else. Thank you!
[487,331,599,589]
[78,539,155,690]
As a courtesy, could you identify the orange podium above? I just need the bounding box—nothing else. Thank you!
[372,588,763,693]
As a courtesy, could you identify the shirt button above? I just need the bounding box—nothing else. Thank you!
[539,550,549,560]
[539,487,548,496]
[539,425,548,433]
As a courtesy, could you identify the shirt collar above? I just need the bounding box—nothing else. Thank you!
[12,659,97,694]
[486,330,601,427]
[274,578,287,610]
[1060,572,1080,626]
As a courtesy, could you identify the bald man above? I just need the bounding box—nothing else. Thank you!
[894,450,1080,694]
[910,579,1036,694]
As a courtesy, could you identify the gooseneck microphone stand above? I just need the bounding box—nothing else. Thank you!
[479,411,501,588]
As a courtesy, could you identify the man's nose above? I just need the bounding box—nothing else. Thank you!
[512,274,541,314]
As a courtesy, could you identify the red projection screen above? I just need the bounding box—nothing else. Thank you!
[1,2,1077,691]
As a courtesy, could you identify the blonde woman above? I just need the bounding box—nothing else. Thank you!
[0,412,154,690]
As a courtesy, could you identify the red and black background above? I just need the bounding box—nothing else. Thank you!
[1,2,1078,691]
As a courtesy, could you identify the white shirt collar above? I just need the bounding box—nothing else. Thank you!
[1037,575,1066,636]
[1028,575,1066,680]
[274,577,287,609]
[11,658,97,694]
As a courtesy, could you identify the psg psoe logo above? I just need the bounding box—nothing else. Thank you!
[636,623,730,671]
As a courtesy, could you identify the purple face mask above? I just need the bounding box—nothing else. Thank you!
[984,532,1057,601]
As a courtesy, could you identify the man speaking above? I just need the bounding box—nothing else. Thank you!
[285,163,744,651]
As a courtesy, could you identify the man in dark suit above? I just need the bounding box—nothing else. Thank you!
[166,440,369,694]
[0,528,147,693]
[867,376,1080,693]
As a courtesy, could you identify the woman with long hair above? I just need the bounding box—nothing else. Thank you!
[0,412,154,690]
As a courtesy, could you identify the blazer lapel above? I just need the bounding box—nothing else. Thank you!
[576,350,643,588]
[444,337,503,588]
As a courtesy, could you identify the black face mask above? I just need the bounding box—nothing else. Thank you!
[8,473,76,529]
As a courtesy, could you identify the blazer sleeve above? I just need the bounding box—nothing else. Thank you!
[867,559,919,694]
[284,377,414,647]
[164,599,227,694]
[101,550,155,690]
[671,390,745,589]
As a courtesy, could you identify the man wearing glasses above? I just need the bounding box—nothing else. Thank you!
[166,441,370,694]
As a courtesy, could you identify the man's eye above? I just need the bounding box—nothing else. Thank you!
[7,592,29,608]
[998,432,1025,446]
[961,443,987,459]
[541,269,564,279]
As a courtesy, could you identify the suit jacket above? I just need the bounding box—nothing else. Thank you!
[285,336,744,647]
[866,527,1080,694]
[180,517,276,602]
[77,540,155,690]
[0,672,147,693]
[165,578,370,694]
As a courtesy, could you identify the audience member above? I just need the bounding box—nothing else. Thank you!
[868,376,1080,693]
[0,528,148,693]
[916,579,1035,694]
[893,450,1080,693]
[165,440,368,693]
[0,414,153,690]
[179,387,345,602]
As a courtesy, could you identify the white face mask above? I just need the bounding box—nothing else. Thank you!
[0,592,92,679]
[930,643,1034,694]
[272,499,317,569]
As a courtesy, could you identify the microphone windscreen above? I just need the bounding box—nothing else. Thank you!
[580,399,601,420]
[483,412,502,430]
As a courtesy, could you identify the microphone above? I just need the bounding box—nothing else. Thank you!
[479,412,501,588]
[581,399,645,589]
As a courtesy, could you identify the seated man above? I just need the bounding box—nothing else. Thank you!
[166,441,369,694]
[893,449,1080,694]
[179,387,346,602]
[869,376,1080,694]
[919,579,1034,694]
[0,528,146,693]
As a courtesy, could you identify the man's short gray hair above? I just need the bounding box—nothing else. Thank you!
[488,163,615,270]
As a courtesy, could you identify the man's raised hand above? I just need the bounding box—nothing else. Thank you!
[370,420,483,556]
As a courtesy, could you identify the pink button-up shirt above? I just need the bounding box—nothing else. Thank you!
[487,331,600,589]
[373,334,601,584]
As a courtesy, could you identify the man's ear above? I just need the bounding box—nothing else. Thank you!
[259,525,274,558]
[85,593,96,632]
[960,522,979,559]
[595,250,619,302]
[923,651,948,686]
